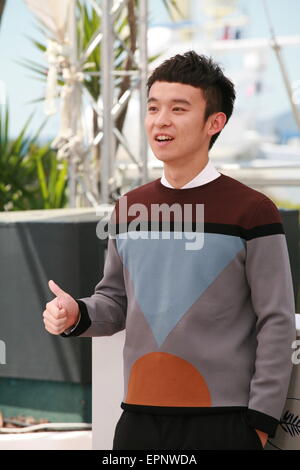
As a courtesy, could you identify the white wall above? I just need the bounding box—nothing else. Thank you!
[92,332,125,450]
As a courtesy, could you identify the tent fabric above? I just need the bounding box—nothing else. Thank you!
[23,0,86,186]
[24,0,72,41]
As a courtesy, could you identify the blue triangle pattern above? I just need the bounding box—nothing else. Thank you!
[116,232,245,346]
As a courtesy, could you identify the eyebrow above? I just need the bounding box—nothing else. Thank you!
[147,97,192,106]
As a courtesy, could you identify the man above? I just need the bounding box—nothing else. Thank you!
[43,51,296,450]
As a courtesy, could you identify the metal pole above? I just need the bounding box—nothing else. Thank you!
[101,0,115,203]
[139,0,149,184]
[68,0,77,207]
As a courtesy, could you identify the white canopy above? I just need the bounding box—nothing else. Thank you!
[24,0,73,41]
[24,0,85,207]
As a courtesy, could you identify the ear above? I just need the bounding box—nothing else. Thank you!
[206,112,227,136]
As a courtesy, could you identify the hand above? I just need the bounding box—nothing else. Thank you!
[255,429,268,448]
[43,280,80,335]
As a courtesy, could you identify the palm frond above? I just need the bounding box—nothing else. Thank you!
[280,410,300,437]
[162,0,184,21]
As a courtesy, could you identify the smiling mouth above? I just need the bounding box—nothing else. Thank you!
[155,135,174,144]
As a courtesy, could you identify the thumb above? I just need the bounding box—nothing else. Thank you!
[48,279,66,298]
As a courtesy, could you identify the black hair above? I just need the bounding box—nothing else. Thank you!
[147,50,236,149]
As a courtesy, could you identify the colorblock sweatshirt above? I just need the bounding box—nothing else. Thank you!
[61,173,296,437]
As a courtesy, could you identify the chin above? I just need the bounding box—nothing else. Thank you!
[153,152,176,163]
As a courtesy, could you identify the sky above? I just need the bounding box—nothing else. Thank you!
[0,0,300,141]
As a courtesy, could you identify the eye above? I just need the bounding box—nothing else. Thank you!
[173,107,185,112]
[148,106,158,112]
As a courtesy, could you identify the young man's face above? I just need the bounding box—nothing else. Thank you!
[145,81,213,167]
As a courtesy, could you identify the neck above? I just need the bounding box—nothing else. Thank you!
[163,158,209,189]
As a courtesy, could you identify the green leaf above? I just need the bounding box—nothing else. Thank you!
[0,102,68,211]
[35,153,49,205]
[54,159,68,207]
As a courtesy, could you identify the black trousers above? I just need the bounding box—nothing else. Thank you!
[112,409,264,450]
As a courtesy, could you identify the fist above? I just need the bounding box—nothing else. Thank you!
[43,280,80,335]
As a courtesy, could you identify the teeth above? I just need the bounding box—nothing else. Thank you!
[156,136,173,141]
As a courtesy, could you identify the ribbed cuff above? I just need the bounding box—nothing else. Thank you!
[245,409,279,438]
[60,300,92,337]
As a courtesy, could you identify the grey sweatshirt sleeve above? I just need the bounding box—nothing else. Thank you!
[61,235,127,338]
[245,198,297,436]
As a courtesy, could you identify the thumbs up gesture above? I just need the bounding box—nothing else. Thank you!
[43,280,80,335]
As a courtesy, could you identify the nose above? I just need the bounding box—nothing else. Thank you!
[154,109,172,127]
